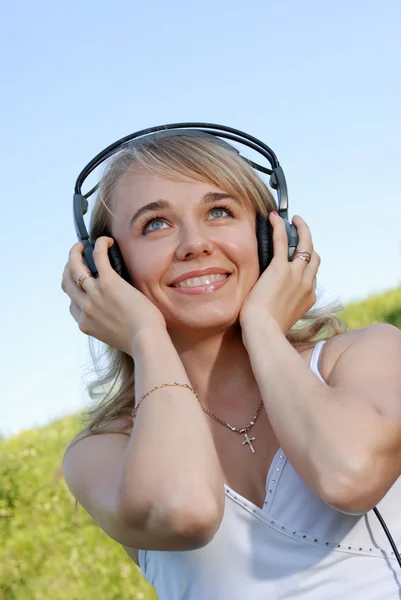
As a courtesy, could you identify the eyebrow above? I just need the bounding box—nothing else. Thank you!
[129,192,243,229]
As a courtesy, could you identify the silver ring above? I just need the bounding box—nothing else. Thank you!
[76,272,94,289]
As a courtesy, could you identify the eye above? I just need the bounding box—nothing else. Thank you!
[140,204,236,235]
[141,214,168,234]
[208,205,235,220]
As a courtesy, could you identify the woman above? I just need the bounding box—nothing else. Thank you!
[62,131,401,599]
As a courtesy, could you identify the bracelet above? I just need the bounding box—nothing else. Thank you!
[131,382,198,420]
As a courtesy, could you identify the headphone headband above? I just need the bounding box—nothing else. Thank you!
[73,122,289,245]
[75,123,280,189]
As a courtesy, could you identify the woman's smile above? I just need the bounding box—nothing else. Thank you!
[169,273,231,295]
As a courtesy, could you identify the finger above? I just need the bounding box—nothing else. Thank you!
[269,211,290,261]
[68,242,96,292]
[291,215,314,268]
[76,272,96,292]
[292,254,312,267]
[68,241,84,260]
[303,251,321,284]
[61,263,86,304]
[69,301,81,324]
[92,236,116,278]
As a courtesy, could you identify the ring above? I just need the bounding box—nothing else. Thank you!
[76,272,94,288]
[294,255,310,263]
[292,251,312,264]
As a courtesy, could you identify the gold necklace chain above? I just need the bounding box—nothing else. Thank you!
[201,399,264,454]
[132,382,264,454]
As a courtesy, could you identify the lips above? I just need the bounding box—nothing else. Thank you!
[169,267,231,286]
[170,273,231,295]
[173,273,229,288]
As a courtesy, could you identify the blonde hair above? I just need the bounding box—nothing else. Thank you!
[74,134,346,440]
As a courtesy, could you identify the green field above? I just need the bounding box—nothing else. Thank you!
[1,287,400,600]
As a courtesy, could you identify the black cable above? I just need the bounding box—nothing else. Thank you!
[374,507,401,568]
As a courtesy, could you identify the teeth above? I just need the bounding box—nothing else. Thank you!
[174,273,228,288]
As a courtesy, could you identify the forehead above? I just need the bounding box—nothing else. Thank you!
[113,164,235,215]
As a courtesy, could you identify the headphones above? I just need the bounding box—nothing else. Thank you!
[73,122,299,282]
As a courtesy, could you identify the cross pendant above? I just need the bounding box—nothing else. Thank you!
[242,433,256,453]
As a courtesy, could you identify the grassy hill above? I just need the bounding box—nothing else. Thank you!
[340,286,401,329]
[1,286,400,600]
[0,414,158,600]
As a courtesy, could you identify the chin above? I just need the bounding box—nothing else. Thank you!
[166,305,240,333]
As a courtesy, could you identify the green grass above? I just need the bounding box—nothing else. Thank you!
[340,287,401,330]
[0,415,157,600]
[1,286,400,599]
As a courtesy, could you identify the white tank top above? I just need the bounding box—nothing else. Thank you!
[138,340,401,599]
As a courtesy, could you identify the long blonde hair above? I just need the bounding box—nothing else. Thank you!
[75,134,346,439]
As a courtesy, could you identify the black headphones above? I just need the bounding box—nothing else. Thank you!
[73,122,299,282]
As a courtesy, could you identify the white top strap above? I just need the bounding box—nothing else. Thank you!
[309,339,327,383]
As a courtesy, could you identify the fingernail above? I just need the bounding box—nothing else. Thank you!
[272,211,278,215]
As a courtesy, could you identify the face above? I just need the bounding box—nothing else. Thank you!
[111,165,260,332]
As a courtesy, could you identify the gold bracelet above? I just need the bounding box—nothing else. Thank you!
[131,382,198,420]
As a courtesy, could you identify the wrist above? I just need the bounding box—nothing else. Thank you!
[240,306,279,331]
[130,326,170,358]
[241,313,284,347]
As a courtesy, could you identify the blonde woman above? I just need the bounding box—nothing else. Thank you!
[62,127,401,599]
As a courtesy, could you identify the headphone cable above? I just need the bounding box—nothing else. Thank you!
[374,507,401,568]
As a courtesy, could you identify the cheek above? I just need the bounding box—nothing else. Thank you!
[223,230,259,277]
[130,258,164,292]
[118,241,165,291]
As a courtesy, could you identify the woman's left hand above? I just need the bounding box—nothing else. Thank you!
[239,213,321,334]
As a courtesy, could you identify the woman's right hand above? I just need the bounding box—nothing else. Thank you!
[61,237,167,356]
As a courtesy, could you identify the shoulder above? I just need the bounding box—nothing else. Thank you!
[65,417,133,453]
[323,323,401,378]
[298,323,401,386]
[311,324,401,419]
[296,329,359,383]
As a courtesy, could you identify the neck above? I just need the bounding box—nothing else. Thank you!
[167,323,260,414]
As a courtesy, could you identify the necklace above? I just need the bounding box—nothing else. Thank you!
[132,381,264,454]
[201,399,264,453]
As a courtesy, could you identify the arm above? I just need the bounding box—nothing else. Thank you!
[62,239,225,541]
[119,327,225,534]
[62,427,221,551]
[241,319,401,514]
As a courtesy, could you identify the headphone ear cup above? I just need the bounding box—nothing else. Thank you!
[256,215,299,273]
[101,234,131,283]
[256,215,273,273]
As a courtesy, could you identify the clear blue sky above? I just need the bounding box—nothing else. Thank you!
[1,0,400,438]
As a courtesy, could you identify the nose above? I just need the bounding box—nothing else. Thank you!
[175,223,215,261]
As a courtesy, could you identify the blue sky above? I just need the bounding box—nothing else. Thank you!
[2,0,400,438]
